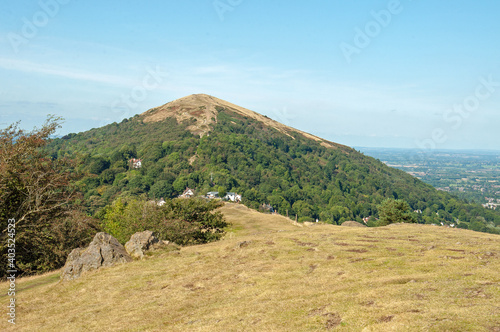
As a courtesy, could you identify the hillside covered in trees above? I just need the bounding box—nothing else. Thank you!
[47,94,500,234]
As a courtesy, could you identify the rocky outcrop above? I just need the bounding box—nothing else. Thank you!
[125,230,163,259]
[61,232,132,281]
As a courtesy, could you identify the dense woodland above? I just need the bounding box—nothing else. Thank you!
[46,107,500,234]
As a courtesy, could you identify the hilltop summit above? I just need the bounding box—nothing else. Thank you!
[140,94,339,148]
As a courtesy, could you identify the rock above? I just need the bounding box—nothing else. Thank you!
[235,240,251,249]
[61,232,132,281]
[125,230,163,259]
[341,221,367,227]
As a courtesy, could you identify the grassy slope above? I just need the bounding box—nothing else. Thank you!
[1,204,499,331]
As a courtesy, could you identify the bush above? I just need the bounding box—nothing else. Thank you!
[101,197,228,245]
[377,198,417,226]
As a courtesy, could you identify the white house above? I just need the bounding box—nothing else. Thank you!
[224,192,242,202]
[129,158,142,169]
[179,188,195,199]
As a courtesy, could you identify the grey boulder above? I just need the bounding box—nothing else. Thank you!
[125,230,164,259]
[61,232,132,281]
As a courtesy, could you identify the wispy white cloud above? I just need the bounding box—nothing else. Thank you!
[0,57,135,86]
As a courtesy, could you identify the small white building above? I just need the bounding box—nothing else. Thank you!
[206,191,219,199]
[224,192,242,202]
[179,188,195,199]
[129,158,142,169]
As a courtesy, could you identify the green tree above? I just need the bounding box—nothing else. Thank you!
[377,198,417,226]
[150,180,174,199]
[89,156,110,174]
[173,176,188,193]
[217,186,227,198]
[100,169,115,184]
[101,197,227,245]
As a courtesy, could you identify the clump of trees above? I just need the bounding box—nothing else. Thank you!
[100,197,227,245]
[0,117,99,277]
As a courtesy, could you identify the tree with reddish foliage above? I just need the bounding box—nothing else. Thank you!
[0,116,99,277]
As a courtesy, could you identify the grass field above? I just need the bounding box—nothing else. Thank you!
[1,203,499,331]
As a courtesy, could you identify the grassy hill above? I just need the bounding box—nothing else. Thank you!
[2,204,499,331]
[46,94,500,233]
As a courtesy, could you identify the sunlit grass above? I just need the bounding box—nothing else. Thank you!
[1,203,499,331]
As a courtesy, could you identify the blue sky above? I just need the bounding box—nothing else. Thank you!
[1,0,499,150]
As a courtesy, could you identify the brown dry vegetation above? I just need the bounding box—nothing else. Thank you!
[1,203,499,331]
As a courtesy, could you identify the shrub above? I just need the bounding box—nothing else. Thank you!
[377,198,417,226]
[101,197,227,245]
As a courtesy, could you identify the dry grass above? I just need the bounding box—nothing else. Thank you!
[1,203,499,331]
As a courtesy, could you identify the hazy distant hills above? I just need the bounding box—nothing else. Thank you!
[47,94,500,233]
